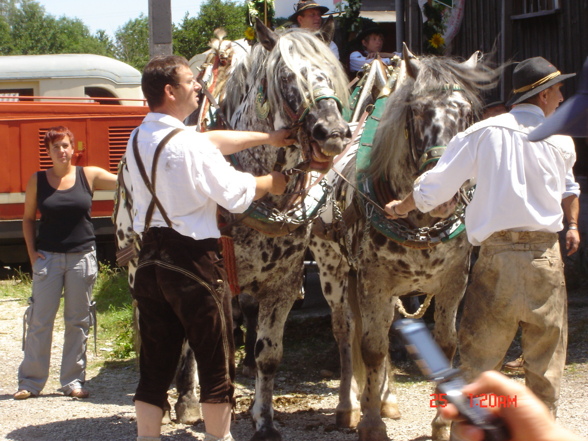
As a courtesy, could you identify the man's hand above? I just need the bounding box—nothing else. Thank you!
[268,129,296,147]
[565,228,580,256]
[440,371,586,441]
[268,171,288,195]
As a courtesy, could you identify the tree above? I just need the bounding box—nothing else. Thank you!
[2,0,114,55]
[173,0,248,60]
[114,14,150,71]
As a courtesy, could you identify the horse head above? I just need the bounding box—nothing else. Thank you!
[369,45,499,221]
[252,18,351,173]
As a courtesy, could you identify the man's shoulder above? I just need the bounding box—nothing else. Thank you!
[462,113,518,137]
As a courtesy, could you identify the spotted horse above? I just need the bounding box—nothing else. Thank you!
[215,18,351,441]
[115,16,351,440]
[309,46,501,441]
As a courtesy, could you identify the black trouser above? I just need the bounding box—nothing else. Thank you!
[133,227,235,410]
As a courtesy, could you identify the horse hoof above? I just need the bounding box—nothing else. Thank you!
[162,409,172,425]
[249,426,282,441]
[335,408,361,428]
[242,364,257,378]
[432,416,451,441]
[357,419,389,441]
[175,402,202,425]
[380,402,401,420]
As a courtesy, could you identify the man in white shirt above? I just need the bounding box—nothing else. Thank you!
[289,0,339,59]
[385,57,580,416]
[128,55,292,441]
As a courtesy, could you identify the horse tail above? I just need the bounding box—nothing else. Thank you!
[348,268,367,394]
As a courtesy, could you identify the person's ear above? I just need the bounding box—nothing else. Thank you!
[164,83,176,100]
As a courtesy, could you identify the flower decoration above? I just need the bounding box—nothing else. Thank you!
[429,33,445,49]
[422,1,448,54]
[245,26,256,42]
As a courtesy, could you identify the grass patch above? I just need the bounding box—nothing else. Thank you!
[93,264,136,359]
[0,263,136,361]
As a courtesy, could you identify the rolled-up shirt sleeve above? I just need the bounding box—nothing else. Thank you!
[195,146,257,213]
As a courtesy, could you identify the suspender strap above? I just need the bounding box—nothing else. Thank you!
[132,128,183,229]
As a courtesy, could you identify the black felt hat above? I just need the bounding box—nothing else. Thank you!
[529,56,588,140]
[356,26,385,44]
[507,57,576,107]
[289,0,329,23]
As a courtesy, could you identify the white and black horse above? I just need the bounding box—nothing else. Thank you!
[310,47,500,441]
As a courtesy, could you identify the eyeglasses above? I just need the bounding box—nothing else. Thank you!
[173,78,198,88]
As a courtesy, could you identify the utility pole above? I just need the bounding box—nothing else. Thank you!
[149,0,173,57]
[395,0,404,53]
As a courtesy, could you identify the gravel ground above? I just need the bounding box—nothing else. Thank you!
[1,282,587,441]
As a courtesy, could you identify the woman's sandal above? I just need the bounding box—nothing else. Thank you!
[13,389,36,400]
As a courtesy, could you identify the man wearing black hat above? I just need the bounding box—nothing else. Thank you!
[289,0,339,59]
[384,56,580,416]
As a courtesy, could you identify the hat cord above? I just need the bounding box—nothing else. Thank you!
[513,71,561,94]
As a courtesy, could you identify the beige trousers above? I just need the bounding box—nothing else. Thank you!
[458,231,567,414]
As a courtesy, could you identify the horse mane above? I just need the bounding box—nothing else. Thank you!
[224,28,349,121]
[368,54,501,182]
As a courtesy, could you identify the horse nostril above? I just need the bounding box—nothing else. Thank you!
[312,124,328,142]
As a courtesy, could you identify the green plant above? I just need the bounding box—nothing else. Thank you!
[422,1,449,55]
[93,264,136,359]
[335,0,362,34]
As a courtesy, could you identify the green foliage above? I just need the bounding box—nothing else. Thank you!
[0,0,115,56]
[173,0,248,60]
[335,0,362,34]
[422,2,447,55]
[113,14,150,72]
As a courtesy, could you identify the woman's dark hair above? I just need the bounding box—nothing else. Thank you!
[141,55,190,110]
[44,126,74,150]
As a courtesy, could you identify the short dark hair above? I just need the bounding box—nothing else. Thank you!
[44,126,74,150]
[141,55,190,110]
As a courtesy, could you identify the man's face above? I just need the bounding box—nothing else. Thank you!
[172,65,201,117]
[297,8,322,31]
[543,83,564,117]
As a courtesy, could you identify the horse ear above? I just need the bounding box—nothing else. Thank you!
[402,42,421,79]
[318,16,335,43]
[462,51,481,68]
[255,17,278,51]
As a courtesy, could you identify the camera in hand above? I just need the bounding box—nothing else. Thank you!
[393,319,510,441]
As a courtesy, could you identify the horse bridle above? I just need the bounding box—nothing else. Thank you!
[282,85,344,130]
[405,84,471,175]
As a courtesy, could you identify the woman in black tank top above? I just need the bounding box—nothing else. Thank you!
[14,126,117,401]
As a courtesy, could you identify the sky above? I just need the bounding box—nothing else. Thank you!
[36,0,206,38]
[35,0,338,37]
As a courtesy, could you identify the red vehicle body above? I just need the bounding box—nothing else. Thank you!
[0,99,148,264]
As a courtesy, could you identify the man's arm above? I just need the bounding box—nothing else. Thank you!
[562,194,580,256]
[204,129,295,155]
[384,193,416,219]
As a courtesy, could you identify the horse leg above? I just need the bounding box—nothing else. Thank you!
[354,274,395,441]
[430,250,470,441]
[175,340,202,424]
[249,294,296,441]
[239,293,259,378]
[311,239,360,428]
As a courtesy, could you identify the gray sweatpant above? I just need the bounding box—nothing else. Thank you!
[18,249,97,395]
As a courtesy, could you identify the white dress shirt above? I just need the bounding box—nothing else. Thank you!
[126,112,256,240]
[413,104,580,245]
